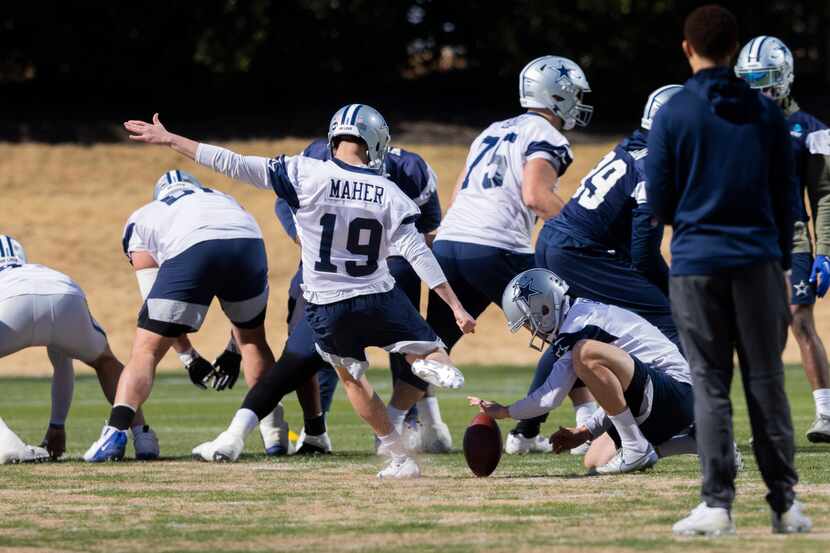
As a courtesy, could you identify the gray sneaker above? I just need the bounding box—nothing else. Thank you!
[772,500,812,534]
[595,446,658,475]
[806,414,830,443]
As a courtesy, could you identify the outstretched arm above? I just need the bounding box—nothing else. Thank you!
[124,113,273,190]
[124,113,199,159]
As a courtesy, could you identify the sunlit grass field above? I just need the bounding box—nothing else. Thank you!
[1,364,828,552]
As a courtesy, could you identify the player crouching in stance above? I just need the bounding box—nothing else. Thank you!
[123,105,475,478]
[0,236,157,463]
[469,268,694,474]
[83,171,275,462]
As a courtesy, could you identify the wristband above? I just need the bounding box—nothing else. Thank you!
[225,335,240,354]
[177,348,199,367]
[48,422,65,430]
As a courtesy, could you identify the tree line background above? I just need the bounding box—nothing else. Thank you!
[1,0,827,142]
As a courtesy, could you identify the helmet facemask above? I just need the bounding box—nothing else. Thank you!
[505,270,570,352]
[519,56,593,131]
[735,36,794,102]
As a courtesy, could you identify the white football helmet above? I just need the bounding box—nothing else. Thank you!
[502,268,570,351]
[328,104,390,172]
[735,36,794,100]
[0,235,26,268]
[519,56,593,130]
[153,169,204,201]
[641,84,683,130]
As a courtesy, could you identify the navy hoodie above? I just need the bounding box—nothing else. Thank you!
[645,67,795,275]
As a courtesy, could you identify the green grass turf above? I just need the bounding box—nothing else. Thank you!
[0,364,828,553]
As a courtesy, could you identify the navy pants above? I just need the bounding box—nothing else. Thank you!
[427,240,535,350]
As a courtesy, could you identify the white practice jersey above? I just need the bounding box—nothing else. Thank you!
[195,143,443,305]
[0,264,84,303]
[436,112,573,253]
[509,298,690,420]
[122,187,262,265]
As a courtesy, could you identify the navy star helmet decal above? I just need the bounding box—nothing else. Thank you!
[514,276,540,305]
[556,63,571,79]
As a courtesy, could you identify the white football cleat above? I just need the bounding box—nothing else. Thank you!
[131,425,160,460]
[504,431,552,454]
[294,428,332,455]
[192,431,244,462]
[570,441,591,455]
[806,414,830,443]
[260,404,291,456]
[772,500,812,534]
[377,455,421,479]
[673,502,735,536]
[595,446,658,475]
[420,422,453,453]
[83,425,128,463]
[402,420,423,452]
[411,360,464,389]
[0,419,49,464]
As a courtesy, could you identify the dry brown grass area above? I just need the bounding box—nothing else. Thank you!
[0,139,821,376]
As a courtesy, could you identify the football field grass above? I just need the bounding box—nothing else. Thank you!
[1,364,829,553]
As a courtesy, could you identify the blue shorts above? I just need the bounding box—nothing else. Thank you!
[427,240,535,350]
[306,287,444,379]
[139,238,268,337]
[790,252,816,305]
[607,355,694,448]
[536,227,679,347]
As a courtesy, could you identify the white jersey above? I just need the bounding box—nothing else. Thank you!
[194,143,445,305]
[122,187,262,265]
[436,112,573,253]
[509,298,690,420]
[0,264,84,303]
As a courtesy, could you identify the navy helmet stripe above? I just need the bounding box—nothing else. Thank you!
[0,238,5,257]
[349,104,363,125]
[340,106,351,124]
[6,237,14,257]
[175,170,182,182]
[165,172,172,184]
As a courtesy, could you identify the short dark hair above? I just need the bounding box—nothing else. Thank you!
[683,4,739,61]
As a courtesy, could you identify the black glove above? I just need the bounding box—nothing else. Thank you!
[185,356,215,389]
[212,349,241,391]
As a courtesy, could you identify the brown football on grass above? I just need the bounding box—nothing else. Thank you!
[463,413,502,477]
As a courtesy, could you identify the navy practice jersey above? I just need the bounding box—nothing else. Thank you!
[788,109,830,222]
[547,129,661,262]
[301,139,442,235]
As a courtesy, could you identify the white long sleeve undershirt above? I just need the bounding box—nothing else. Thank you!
[507,353,576,420]
[195,143,272,190]
[391,224,447,289]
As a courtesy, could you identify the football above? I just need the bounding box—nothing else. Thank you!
[463,413,502,477]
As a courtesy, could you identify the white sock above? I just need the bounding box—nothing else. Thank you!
[654,433,697,458]
[386,405,407,434]
[813,388,830,417]
[378,430,407,458]
[227,408,260,439]
[608,408,650,462]
[259,403,286,430]
[574,401,599,429]
[416,395,444,426]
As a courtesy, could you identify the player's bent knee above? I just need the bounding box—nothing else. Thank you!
[571,340,604,374]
